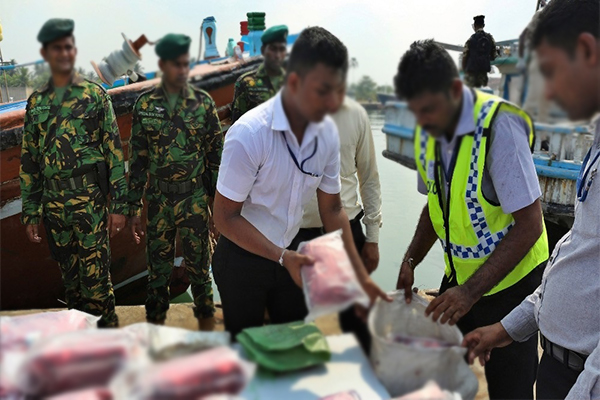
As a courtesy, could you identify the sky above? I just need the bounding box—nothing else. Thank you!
[0,0,538,87]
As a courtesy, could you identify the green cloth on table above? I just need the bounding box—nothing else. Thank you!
[237,321,331,372]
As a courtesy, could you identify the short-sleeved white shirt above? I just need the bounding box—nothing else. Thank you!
[217,91,342,248]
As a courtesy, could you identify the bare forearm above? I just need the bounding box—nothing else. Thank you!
[464,218,543,300]
[404,204,438,267]
[215,213,282,262]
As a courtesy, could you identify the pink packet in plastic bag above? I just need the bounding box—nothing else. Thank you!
[111,346,255,400]
[18,330,143,398]
[0,310,99,352]
[47,387,112,400]
[320,390,362,399]
[299,230,370,322]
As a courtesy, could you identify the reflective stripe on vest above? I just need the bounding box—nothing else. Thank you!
[415,90,549,295]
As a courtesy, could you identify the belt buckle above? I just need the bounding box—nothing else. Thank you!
[169,183,179,193]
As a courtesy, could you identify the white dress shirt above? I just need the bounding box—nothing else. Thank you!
[502,118,600,400]
[301,96,383,242]
[217,91,342,248]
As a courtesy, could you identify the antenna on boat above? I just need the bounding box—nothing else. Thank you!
[91,33,148,86]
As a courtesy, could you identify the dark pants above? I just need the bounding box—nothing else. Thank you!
[291,212,372,354]
[212,236,308,340]
[537,352,582,399]
[440,265,544,400]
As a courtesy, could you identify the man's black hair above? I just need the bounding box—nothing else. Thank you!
[43,34,75,49]
[287,27,348,77]
[394,39,458,100]
[532,0,599,55]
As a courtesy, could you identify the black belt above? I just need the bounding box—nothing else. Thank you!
[540,334,588,372]
[150,175,202,195]
[45,171,97,191]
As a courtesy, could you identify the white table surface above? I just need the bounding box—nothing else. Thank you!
[238,334,391,400]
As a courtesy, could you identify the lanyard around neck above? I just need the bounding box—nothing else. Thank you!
[280,131,320,177]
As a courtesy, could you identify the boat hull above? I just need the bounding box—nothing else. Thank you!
[0,57,263,310]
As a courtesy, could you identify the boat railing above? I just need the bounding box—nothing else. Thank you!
[382,100,594,167]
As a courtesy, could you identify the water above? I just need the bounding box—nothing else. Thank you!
[182,110,447,305]
[366,110,446,292]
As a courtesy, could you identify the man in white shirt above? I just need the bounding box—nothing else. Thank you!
[464,1,600,399]
[213,27,389,339]
[293,96,382,352]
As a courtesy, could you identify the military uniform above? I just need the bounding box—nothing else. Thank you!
[129,82,223,322]
[230,25,288,123]
[231,64,285,123]
[462,16,498,88]
[20,73,127,327]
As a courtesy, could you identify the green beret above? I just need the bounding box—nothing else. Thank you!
[261,25,288,45]
[37,18,74,44]
[155,33,191,60]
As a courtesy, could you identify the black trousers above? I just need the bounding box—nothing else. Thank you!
[439,264,544,400]
[212,236,308,340]
[537,352,582,399]
[291,212,372,354]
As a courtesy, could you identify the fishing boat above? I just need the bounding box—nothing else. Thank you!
[381,32,595,248]
[0,14,296,310]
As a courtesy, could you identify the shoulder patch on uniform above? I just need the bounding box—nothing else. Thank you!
[85,79,109,94]
[133,88,156,108]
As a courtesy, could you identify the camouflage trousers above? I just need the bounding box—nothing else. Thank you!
[42,187,118,328]
[464,71,489,88]
[145,187,214,321]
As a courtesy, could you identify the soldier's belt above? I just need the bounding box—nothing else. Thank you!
[45,171,98,191]
[150,175,203,194]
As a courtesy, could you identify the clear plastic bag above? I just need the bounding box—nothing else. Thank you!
[0,310,99,351]
[17,329,145,398]
[369,290,478,399]
[392,381,462,400]
[0,310,100,398]
[123,323,231,360]
[299,230,369,322]
[111,346,255,400]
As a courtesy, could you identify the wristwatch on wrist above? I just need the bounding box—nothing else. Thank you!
[402,257,415,270]
[279,249,287,266]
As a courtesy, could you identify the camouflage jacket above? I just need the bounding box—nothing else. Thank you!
[128,83,223,217]
[20,73,128,225]
[462,30,498,73]
[230,64,285,123]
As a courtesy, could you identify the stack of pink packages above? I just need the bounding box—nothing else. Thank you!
[298,230,370,322]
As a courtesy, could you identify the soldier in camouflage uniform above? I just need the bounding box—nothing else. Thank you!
[231,25,288,123]
[128,34,223,330]
[462,15,498,88]
[20,19,127,328]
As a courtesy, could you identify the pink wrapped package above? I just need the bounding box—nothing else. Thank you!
[0,310,99,352]
[320,390,362,399]
[299,230,370,322]
[47,387,112,400]
[18,330,143,398]
[112,346,255,400]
